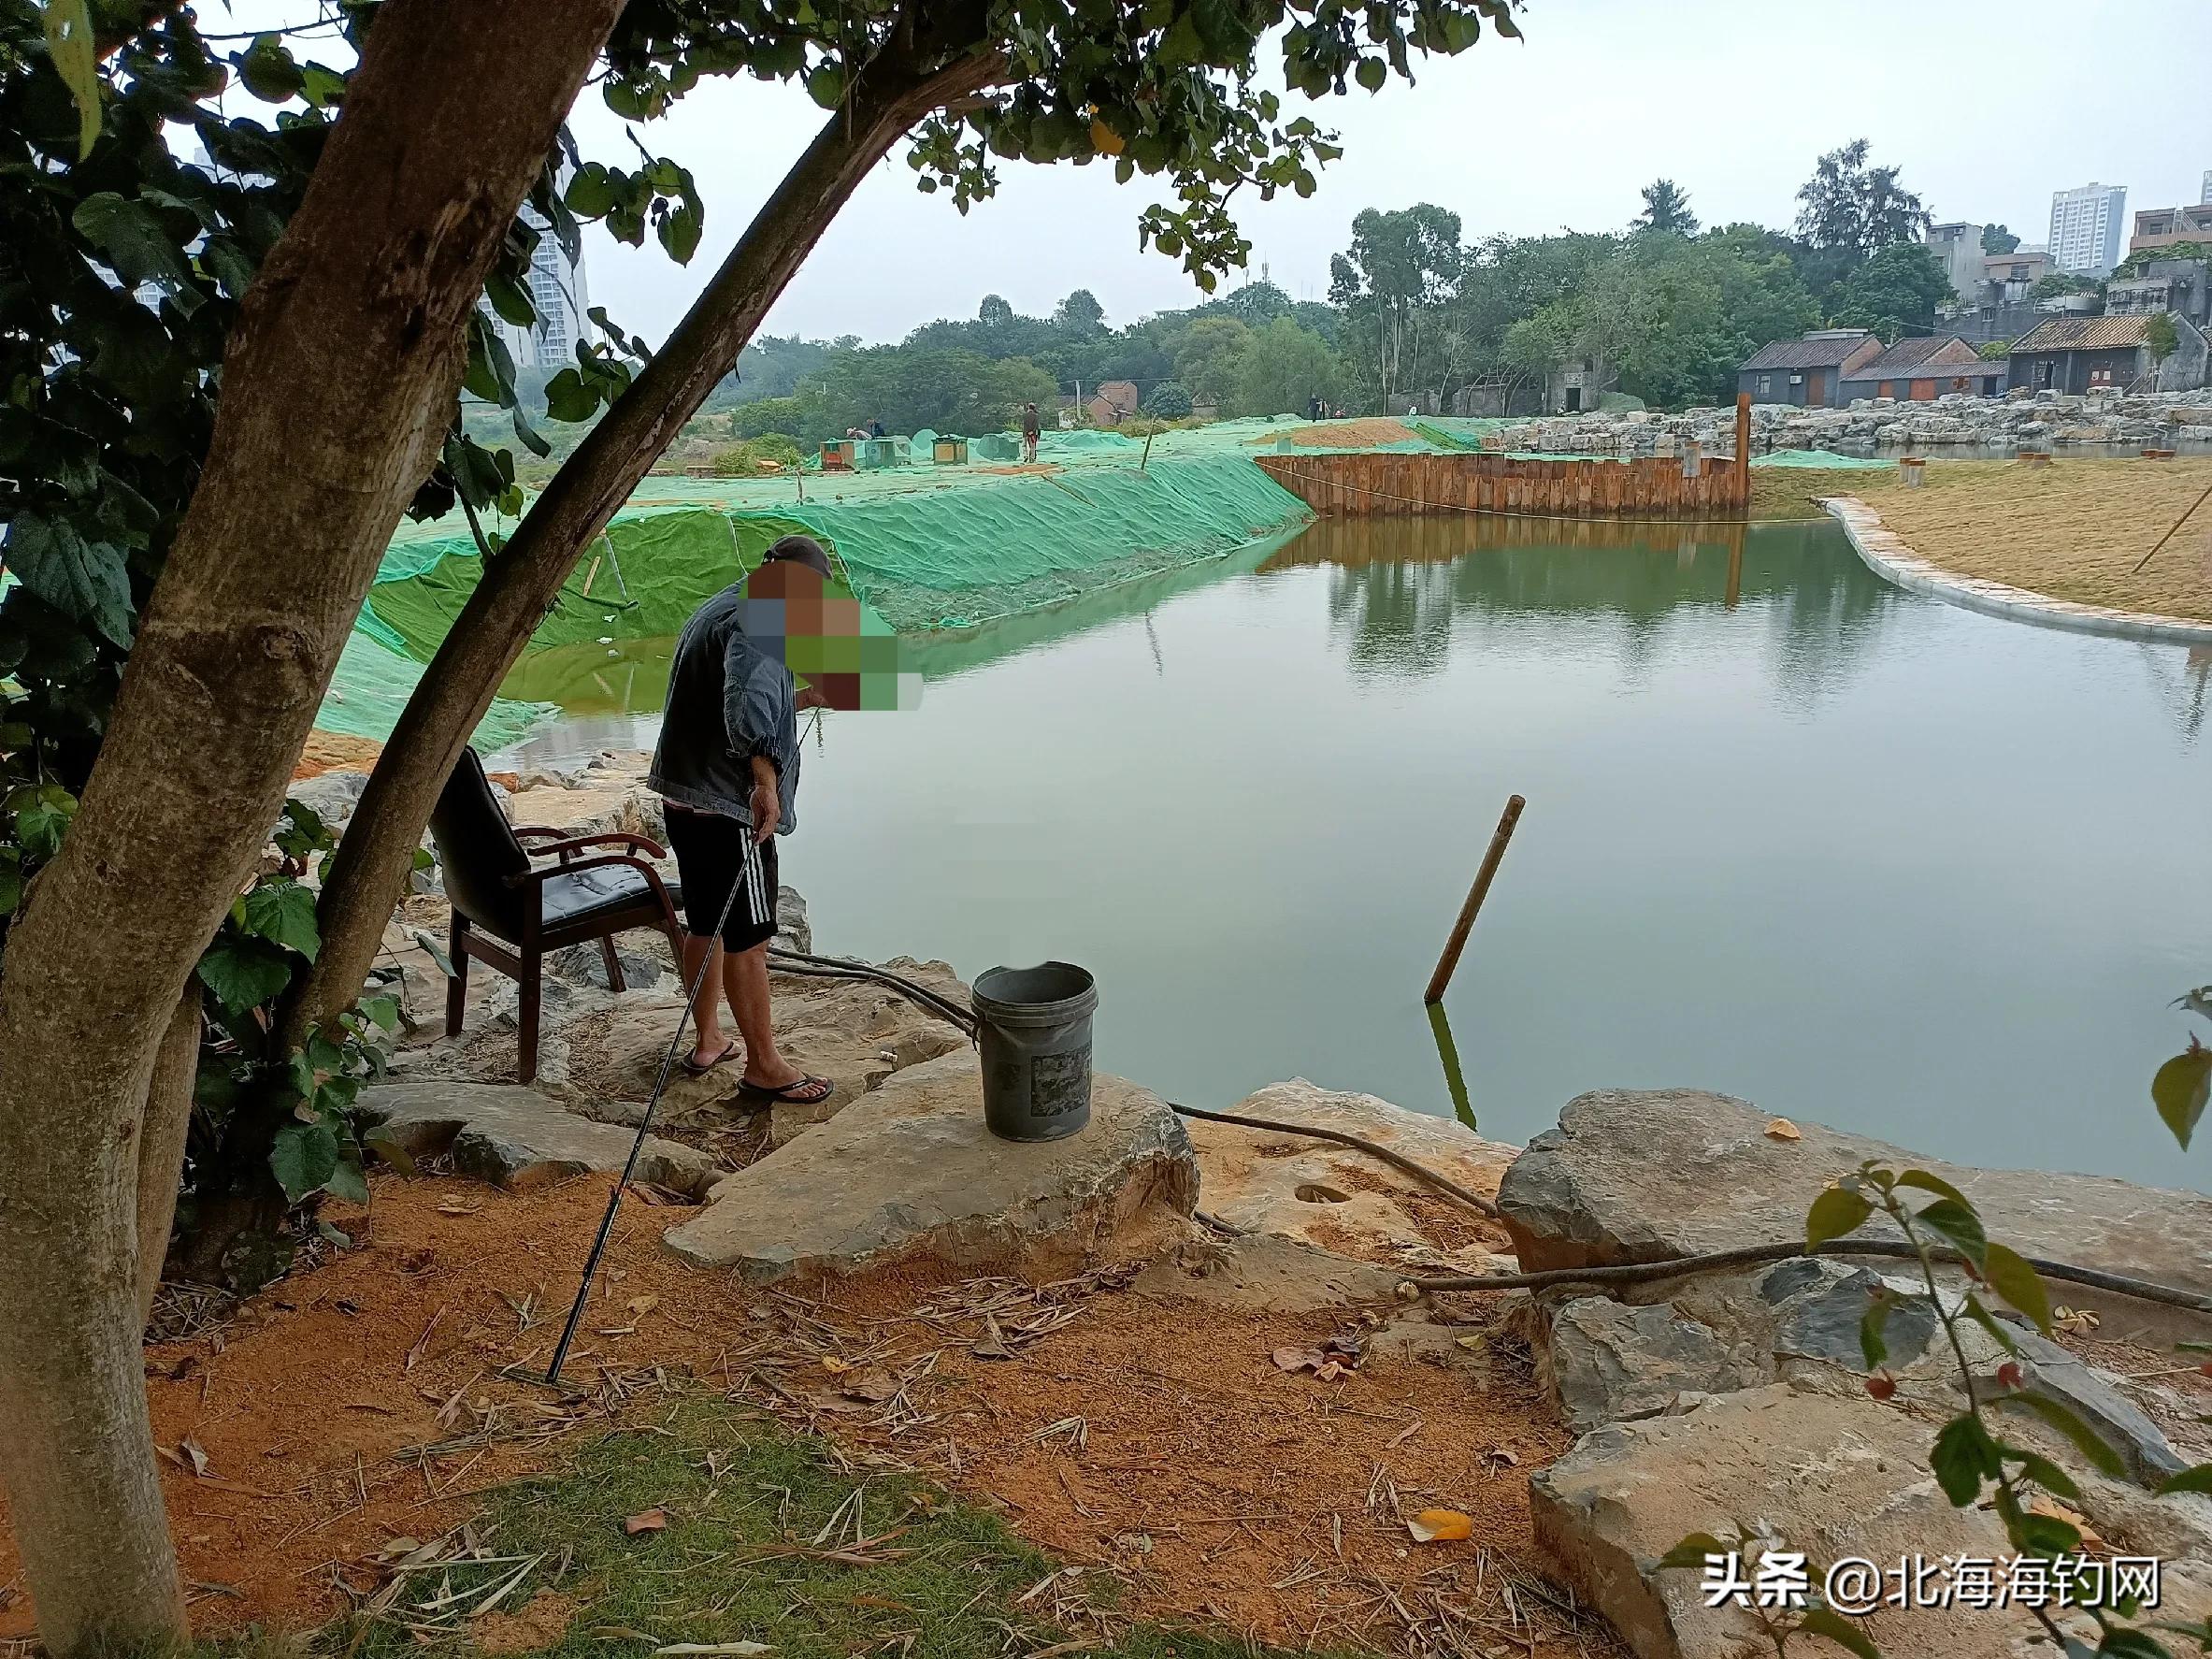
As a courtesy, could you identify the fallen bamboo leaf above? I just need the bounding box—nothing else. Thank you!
[1764,1118,1802,1142]
[180,1436,210,1478]
[652,1645,771,1656]
[1406,1508,1474,1543]
[436,1201,482,1217]
[589,1627,664,1643]
[622,1508,667,1536]
[626,1295,660,1317]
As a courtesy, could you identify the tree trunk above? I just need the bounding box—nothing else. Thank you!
[290,35,1006,1045]
[136,986,200,1329]
[0,4,620,1651]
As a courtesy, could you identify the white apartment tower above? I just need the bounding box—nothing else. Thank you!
[2047,182,2127,278]
[496,205,593,370]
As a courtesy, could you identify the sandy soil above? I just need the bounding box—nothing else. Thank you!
[1258,419,1422,450]
[0,1176,1606,1655]
[1832,456,2212,623]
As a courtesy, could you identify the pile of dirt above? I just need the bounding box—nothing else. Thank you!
[1260,418,1420,450]
[0,1176,1603,1654]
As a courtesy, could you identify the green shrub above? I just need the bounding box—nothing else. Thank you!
[712,433,807,474]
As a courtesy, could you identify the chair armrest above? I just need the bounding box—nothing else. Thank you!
[526,830,670,863]
[512,825,569,843]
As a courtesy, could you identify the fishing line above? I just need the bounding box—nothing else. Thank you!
[539,864,745,1387]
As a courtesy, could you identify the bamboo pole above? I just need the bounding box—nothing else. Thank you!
[1423,793,1525,1004]
[1733,391,1752,510]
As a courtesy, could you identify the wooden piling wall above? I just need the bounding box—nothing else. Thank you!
[1255,450,1750,520]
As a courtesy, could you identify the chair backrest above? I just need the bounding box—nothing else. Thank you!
[427,747,530,942]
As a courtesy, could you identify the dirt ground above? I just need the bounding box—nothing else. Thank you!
[1826,455,2212,622]
[1259,419,1422,450]
[0,1176,1610,1656]
[294,730,384,779]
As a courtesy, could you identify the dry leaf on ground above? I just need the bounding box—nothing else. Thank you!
[1764,1118,1802,1141]
[1406,1508,1474,1543]
[622,1508,668,1536]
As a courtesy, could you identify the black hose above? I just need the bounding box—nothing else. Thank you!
[1408,1238,2212,1315]
[766,946,978,1033]
[1165,1100,1503,1219]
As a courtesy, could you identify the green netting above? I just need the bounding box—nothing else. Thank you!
[1751,448,1896,470]
[320,630,555,749]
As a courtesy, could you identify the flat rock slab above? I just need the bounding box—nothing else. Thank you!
[663,1050,1198,1280]
[360,1080,714,1198]
[1184,1079,1517,1271]
[1499,1090,2212,1311]
[591,959,970,1127]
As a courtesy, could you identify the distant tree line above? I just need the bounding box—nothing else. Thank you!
[544,138,1964,444]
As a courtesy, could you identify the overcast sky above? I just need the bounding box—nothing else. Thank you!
[219,1,2212,346]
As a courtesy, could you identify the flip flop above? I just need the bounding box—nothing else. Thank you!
[738,1073,834,1105]
[681,1040,740,1075]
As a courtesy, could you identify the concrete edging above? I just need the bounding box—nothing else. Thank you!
[1820,495,2212,646]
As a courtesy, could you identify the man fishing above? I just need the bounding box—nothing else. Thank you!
[648,534,836,1103]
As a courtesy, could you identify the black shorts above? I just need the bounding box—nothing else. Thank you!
[663,805,779,950]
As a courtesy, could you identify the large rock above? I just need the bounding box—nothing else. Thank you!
[1534,1384,2041,1659]
[662,1050,1197,1280]
[1182,1079,1516,1271]
[359,1080,714,1197]
[1541,1299,1764,1433]
[1498,1090,2212,1319]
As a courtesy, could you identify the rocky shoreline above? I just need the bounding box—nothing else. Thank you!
[301,754,2212,1659]
[1485,388,2212,458]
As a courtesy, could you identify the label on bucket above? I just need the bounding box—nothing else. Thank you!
[1030,1046,1091,1117]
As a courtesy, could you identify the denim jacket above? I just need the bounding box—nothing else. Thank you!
[647,581,800,833]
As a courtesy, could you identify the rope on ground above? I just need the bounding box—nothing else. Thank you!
[1165,1101,1503,1219]
[1258,462,1818,530]
[1408,1238,2212,1316]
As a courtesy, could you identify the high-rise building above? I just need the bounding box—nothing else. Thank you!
[495,205,592,371]
[2047,183,2127,277]
[2202,168,2211,206]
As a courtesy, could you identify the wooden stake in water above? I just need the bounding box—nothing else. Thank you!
[1423,794,1525,1005]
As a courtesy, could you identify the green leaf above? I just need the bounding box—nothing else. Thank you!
[1893,1169,1971,1208]
[40,0,102,160]
[1652,1532,1731,1571]
[324,1156,369,1205]
[269,1118,339,1202]
[2156,1462,2212,1497]
[363,1128,418,1176]
[72,191,194,291]
[2152,1044,2209,1151]
[543,367,601,423]
[8,783,78,861]
[5,510,135,646]
[237,33,304,103]
[657,199,702,265]
[1911,1196,1988,1267]
[1981,1241,2052,1335]
[1797,1607,1882,1659]
[1958,1292,2020,1357]
[1355,55,1387,92]
[1930,1413,2000,1506]
[196,934,294,1015]
[1806,1184,1873,1249]
[239,879,320,961]
[1997,1392,2127,1479]
[483,267,536,328]
[2090,1627,2170,1658]
[1859,1293,1891,1370]
[1999,1443,2083,1501]
[0,851,21,917]
[360,994,400,1033]
[300,61,347,109]
[2012,1507,2081,1558]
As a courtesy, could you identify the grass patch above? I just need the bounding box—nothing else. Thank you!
[1747,469,1889,521]
[325,1399,1284,1659]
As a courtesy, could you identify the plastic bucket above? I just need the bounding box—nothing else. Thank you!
[970,962,1099,1142]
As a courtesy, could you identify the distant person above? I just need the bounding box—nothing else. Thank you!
[649,534,835,1104]
[867,416,886,438]
[1306,395,1323,421]
[1021,401,1041,462]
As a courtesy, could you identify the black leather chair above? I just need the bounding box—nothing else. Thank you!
[428,747,682,1082]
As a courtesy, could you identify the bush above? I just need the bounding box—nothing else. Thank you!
[1142,379,1193,417]
[711,433,807,474]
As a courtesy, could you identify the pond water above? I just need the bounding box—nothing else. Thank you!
[493,514,2212,1190]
